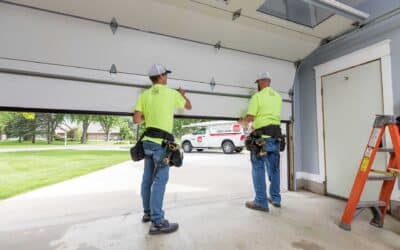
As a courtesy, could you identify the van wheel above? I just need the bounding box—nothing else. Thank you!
[182,141,193,153]
[235,147,243,153]
[222,141,235,154]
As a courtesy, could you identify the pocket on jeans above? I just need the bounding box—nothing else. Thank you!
[264,139,279,153]
[144,148,153,157]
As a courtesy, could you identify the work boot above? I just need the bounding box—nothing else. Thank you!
[268,198,281,208]
[142,213,151,223]
[149,220,179,235]
[245,201,269,212]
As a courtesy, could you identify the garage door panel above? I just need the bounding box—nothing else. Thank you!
[0,73,140,113]
[0,58,255,97]
[0,70,292,120]
[1,3,295,92]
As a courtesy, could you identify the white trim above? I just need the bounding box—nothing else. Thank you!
[296,171,325,183]
[313,40,393,185]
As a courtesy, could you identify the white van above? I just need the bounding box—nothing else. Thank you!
[180,121,248,154]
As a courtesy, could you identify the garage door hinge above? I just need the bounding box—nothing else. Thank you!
[109,64,118,75]
[214,41,222,50]
[210,77,216,91]
[232,8,242,21]
[110,17,119,34]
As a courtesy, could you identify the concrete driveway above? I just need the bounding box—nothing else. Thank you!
[0,152,399,250]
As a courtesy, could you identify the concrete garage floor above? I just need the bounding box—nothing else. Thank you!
[0,152,399,250]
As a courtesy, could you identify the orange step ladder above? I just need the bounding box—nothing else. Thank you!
[339,115,400,231]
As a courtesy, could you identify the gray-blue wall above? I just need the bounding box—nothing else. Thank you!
[294,13,400,176]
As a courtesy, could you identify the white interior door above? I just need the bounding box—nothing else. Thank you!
[322,60,386,200]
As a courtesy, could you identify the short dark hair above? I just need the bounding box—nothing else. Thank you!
[150,75,161,84]
[149,73,167,84]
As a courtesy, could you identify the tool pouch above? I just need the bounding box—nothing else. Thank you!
[163,141,183,167]
[130,127,175,162]
[278,136,286,152]
[130,133,145,162]
[245,134,266,156]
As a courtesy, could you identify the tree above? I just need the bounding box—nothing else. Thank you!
[173,118,209,139]
[0,112,12,140]
[26,113,40,143]
[118,118,134,141]
[5,113,33,142]
[69,114,96,144]
[38,113,64,144]
[97,115,121,141]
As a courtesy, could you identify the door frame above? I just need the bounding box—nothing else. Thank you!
[313,40,394,187]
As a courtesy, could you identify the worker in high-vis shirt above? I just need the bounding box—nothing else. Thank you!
[133,64,192,235]
[241,72,283,212]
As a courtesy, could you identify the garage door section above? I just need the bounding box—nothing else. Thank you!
[0,2,294,120]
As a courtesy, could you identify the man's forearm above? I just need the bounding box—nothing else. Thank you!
[239,115,254,127]
[178,88,192,110]
[183,95,192,110]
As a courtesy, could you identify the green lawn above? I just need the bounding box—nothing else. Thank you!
[0,150,130,199]
[0,140,129,148]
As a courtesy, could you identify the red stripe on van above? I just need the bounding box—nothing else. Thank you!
[209,133,241,136]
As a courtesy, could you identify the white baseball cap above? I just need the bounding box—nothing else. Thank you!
[148,63,172,77]
[255,72,271,83]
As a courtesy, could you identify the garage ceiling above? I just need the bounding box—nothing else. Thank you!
[4,0,359,62]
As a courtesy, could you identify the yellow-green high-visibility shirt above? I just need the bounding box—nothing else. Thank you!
[247,87,282,130]
[134,84,186,145]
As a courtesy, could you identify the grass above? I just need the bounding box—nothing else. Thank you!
[0,150,130,199]
[0,140,127,148]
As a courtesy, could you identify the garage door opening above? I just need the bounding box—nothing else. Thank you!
[0,110,293,228]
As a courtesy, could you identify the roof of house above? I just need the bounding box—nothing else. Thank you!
[55,121,120,134]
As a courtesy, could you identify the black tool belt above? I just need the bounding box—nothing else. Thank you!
[144,127,175,142]
[143,127,182,167]
[253,125,282,138]
[245,125,286,154]
[130,127,183,167]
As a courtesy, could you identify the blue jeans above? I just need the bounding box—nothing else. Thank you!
[250,138,281,208]
[141,141,169,224]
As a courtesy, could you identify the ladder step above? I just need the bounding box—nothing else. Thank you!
[378,148,393,153]
[370,169,395,175]
[368,175,396,181]
[388,168,400,174]
[356,201,386,209]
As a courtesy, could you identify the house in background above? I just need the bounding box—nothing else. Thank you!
[86,123,121,141]
[55,122,121,141]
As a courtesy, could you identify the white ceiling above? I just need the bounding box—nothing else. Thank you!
[5,0,356,61]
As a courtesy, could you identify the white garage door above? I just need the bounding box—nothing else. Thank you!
[0,3,294,120]
[322,60,386,200]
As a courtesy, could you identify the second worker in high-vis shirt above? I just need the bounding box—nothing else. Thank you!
[241,72,283,212]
